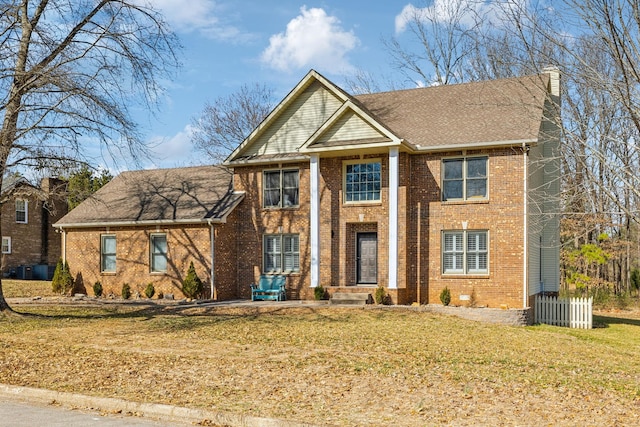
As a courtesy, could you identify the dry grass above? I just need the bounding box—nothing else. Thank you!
[2,280,56,298]
[1,300,639,426]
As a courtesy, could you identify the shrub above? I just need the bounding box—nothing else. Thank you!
[157,291,164,300]
[374,286,386,304]
[314,284,326,300]
[144,282,155,299]
[51,259,74,295]
[93,281,103,298]
[121,283,131,300]
[182,261,203,299]
[631,268,640,290]
[468,288,477,308]
[440,287,451,306]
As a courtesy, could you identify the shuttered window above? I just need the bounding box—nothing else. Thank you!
[443,230,488,275]
[264,234,299,273]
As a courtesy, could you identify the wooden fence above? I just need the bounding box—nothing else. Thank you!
[535,295,593,329]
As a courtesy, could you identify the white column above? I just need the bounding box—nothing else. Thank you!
[310,154,320,288]
[388,147,399,289]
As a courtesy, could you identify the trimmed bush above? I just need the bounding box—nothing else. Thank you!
[374,286,386,304]
[182,261,203,299]
[314,284,326,300]
[144,282,155,299]
[440,287,451,306]
[51,259,74,295]
[121,283,131,300]
[93,281,103,298]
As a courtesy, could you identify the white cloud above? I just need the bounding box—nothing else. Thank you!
[147,125,198,168]
[395,0,511,34]
[138,0,248,41]
[261,7,359,74]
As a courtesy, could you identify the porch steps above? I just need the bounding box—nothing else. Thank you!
[330,292,372,306]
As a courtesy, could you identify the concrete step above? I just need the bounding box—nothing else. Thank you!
[330,292,372,305]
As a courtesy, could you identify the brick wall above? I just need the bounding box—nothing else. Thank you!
[1,179,67,275]
[63,223,231,299]
[408,148,527,308]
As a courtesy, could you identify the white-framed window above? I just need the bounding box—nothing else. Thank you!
[442,157,488,201]
[2,237,11,254]
[15,199,27,223]
[263,169,299,208]
[443,230,488,275]
[263,234,299,274]
[344,159,381,203]
[150,234,167,273]
[100,235,116,273]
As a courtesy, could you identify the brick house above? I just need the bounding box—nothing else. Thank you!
[55,69,560,307]
[1,176,67,279]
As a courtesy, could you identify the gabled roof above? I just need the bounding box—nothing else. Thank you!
[54,165,244,228]
[225,70,551,164]
[354,74,550,150]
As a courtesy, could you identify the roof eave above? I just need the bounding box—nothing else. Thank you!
[414,138,538,153]
[225,155,310,167]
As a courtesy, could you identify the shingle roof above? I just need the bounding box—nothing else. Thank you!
[55,165,243,227]
[353,74,550,148]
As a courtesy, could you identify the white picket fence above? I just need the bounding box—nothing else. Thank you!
[535,295,593,329]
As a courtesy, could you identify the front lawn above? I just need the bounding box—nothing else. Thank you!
[1,302,638,426]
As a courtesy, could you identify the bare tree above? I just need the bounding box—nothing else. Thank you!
[191,83,275,163]
[0,0,180,313]
[385,0,640,294]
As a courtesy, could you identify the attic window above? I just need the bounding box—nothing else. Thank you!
[15,200,27,223]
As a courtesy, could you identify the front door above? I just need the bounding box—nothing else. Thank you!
[357,232,377,284]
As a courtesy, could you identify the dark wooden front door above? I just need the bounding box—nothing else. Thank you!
[357,232,377,284]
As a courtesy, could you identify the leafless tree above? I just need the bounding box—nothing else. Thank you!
[0,0,180,312]
[191,83,275,163]
[385,0,640,293]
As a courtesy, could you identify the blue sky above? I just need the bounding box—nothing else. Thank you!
[137,0,421,170]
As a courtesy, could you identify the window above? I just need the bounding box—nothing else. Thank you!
[263,234,299,273]
[2,237,11,254]
[101,235,116,272]
[443,230,488,275]
[263,169,299,208]
[150,234,167,272]
[15,200,27,223]
[344,160,381,202]
[442,157,488,201]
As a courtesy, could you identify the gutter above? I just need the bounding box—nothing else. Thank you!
[414,138,537,153]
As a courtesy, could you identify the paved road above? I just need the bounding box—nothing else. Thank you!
[0,400,188,427]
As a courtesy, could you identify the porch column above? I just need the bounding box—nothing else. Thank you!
[310,154,320,288]
[388,147,399,289]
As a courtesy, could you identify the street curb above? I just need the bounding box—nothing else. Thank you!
[0,384,316,427]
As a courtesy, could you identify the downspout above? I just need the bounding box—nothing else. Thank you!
[208,219,216,300]
[522,142,528,308]
[60,227,66,264]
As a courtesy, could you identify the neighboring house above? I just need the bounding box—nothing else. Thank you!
[1,176,67,279]
[55,69,560,308]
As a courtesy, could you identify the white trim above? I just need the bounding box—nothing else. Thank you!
[15,199,28,224]
[1,236,11,254]
[416,138,537,153]
[208,221,216,300]
[523,143,529,308]
[310,154,320,288]
[388,147,399,289]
